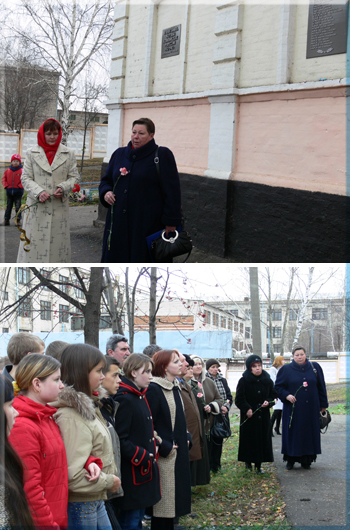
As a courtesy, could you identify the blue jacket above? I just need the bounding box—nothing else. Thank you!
[275,359,328,457]
[99,139,182,262]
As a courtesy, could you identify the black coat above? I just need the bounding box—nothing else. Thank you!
[99,139,182,263]
[146,379,191,518]
[114,379,161,511]
[235,369,277,463]
[274,359,328,458]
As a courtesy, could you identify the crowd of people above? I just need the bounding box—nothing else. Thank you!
[0,333,328,530]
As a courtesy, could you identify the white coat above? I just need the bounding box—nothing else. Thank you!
[17,144,80,263]
[269,366,283,410]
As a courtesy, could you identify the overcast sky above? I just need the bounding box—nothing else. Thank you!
[110,264,346,303]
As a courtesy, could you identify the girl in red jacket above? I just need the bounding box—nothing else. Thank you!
[1,153,24,225]
[8,353,69,529]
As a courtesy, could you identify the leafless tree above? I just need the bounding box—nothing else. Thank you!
[8,0,113,143]
[78,77,108,173]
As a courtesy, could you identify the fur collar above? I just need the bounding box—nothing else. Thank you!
[53,385,108,421]
[151,376,181,391]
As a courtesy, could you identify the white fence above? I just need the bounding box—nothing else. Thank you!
[0,124,107,163]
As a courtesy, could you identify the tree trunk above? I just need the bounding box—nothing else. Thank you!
[281,267,296,354]
[104,267,120,334]
[83,267,104,347]
[293,267,314,348]
[125,268,134,353]
[249,267,262,356]
[149,267,157,344]
[267,267,274,361]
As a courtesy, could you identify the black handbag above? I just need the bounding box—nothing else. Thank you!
[320,409,331,433]
[151,229,192,263]
[211,413,231,439]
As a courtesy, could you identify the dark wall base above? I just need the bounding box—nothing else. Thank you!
[100,166,348,262]
[225,180,350,262]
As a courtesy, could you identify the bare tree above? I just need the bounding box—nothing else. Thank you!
[78,77,108,173]
[280,267,297,354]
[148,268,170,345]
[249,267,262,356]
[125,268,149,353]
[0,267,104,347]
[9,0,113,143]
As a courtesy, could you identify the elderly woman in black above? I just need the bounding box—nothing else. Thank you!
[99,118,182,263]
[275,346,328,470]
[235,355,277,473]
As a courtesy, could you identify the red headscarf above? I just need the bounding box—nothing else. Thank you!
[37,119,62,165]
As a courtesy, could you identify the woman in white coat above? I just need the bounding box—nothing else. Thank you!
[17,118,80,263]
[269,356,284,436]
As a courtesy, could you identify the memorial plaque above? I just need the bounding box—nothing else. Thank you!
[161,25,181,59]
[306,1,348,58]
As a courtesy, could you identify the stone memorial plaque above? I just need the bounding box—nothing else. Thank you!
[306,1,348,58]
[161,25,181,59]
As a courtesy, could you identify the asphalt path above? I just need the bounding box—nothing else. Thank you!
[0,205,236,263]
[272,414,348,529]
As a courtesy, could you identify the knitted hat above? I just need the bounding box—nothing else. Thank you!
[11,154,21,163]
[246,354,262,371]
[206,358,220,370]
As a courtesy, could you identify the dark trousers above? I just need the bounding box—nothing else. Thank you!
[5,189,23,220]
[208,434,223,472]
[271,410,282,432]
[151,517,174,530]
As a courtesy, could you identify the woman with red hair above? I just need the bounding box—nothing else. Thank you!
[17,118,80,262]
[146,350,191,530]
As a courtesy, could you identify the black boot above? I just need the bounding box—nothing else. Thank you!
[245,462,252,470]
[255,463,263,474]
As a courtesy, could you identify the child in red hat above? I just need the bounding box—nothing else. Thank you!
[1,154,24,225]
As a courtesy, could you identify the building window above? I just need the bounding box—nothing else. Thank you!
[59,304,69,323]
[1,291,8,300]
[228,318,233,330]
[2,328,9,333]
[274,343,282,353]
[245,310,251,319]
[74,285,84,299]
[289,309,298,321]
[233,340,239,350]
[312,308,328,320]
[18,268,30,284]
[71,315,84,330]
[213,313,219,326]
[231,309,238,316]
[267,327,282,338]
[234,321,238,331]
[93,116,100,123]
[220,317,226,328]
[205,311,211,324]
[99,315,112,329]
[245,326,251,339]
[40,301,51,320]
[59,275,69,295]
[240,322,244,333]
[70,114,76,120]
[40,269,50,289]
[18,299,31,317]
[268,309,282,321]
[239,341,244,350]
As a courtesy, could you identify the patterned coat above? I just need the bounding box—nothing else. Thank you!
[17,144,80,263]
[146,378,191,519]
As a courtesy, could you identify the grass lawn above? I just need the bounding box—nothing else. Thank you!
[179,425,290,530]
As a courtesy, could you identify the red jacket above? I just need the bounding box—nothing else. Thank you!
[2,167,23,189]
[9,396,68,529]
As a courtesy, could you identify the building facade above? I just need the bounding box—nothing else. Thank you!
[104,2,349,261]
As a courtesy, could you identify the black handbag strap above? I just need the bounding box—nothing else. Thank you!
[153,147,192,263]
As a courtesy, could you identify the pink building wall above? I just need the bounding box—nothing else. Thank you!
[123,98,211,176]
[234,87,346,196]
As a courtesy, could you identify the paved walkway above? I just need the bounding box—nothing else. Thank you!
[272,414,347,528]
[0,205,236,263]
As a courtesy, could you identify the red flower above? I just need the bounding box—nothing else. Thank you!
[72,184,80,192]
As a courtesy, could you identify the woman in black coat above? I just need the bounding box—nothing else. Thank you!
[99,118,182,263]
[274,346,328,470]
[146,350,191,530]
[114,354,161,530]
[235,355,277,473]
